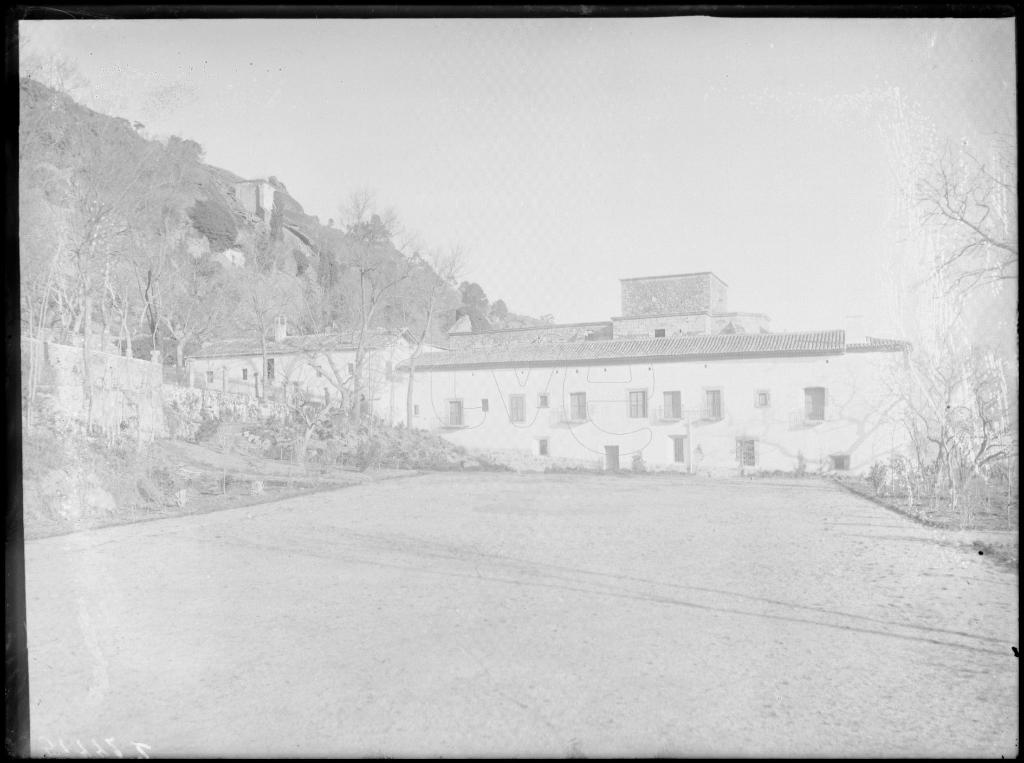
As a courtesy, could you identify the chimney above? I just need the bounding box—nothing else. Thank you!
[844,314,866,345]
[274,315,288,342]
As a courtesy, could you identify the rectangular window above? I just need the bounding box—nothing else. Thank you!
[805,387,826,421]
[206,370,214,383]
[538,393,549,408]
[570,392,588,421]
[509,395,525,422]
[266,358,275,380]
[663,391,682,419]
[654,328,666,338]
[629,390,648,418]
[736,439,758,467]
[538,439,549,456]
[831,454,850,471]
[672,436,686,463]
[704,389,723,420]
[755,390,770,408]
[413,404,420,416]
[242,368,249,381]
[347,363,355,375]
[448,399,463,427]
[481,398,489,412]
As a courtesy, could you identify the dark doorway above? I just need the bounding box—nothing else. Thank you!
[672,436,686,464]
[605,445,620,471]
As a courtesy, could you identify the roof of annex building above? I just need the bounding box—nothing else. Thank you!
[400,330,909,370]
[188,328,411,360]
[619,271,728,285]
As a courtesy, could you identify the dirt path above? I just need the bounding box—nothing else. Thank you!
[25,474,1018,756]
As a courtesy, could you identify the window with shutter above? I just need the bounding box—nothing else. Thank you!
[570,392,588,420]
[629,390,648,418]
[663,391,682,419]
[510,395,525,422]
[704,389,723,420]
[736,438,757,466]
[804,387,826,421]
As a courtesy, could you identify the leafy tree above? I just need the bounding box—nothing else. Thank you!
[188,195,238,253]
[489,298,509,323]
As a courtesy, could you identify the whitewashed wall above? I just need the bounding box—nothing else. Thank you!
[187,339,416,425]
[407,350,911,474]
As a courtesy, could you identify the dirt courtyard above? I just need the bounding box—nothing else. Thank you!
[25,473,1018,757]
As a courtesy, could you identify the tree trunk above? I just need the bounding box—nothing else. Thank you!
[405,358,417,428]
[82,290,94,432]
[351,346,364,423]
[260,335,268,401]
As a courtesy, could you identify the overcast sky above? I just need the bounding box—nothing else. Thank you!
[20,16,1016,335]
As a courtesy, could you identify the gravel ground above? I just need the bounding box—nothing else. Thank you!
[25,473,1018,757]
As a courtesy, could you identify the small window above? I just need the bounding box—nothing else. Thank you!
[242,368,249,381]
[481,398,489,412]
[538,393,549,408]
[704,389,723,420]
[805,387,826,421]
[629,390,648,418]
[266,358,275,380]
[570,392,588,421]
[538,439,549,456]
[448,400,463,426]
[663,391,682,419]
[206,370,214,383]
[831,454,850,471]
[347,363,355,375]
[654,328,666,338]
[755,390,770,408]
[413,404,420,416]
[509,395,525,422]
[736,438,758,467]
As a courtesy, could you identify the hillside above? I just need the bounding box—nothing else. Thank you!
[19,77,542,360]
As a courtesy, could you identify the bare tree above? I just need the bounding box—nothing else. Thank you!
[234,269,302,400]
[160,257,238,368]
[916,137,1018,297]
[398,246,463,426]
[337,197,413,421]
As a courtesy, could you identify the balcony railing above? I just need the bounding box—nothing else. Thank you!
[653,406,702,424]
[699,406,724,422]
[552,406,590,425]
[788,408,827,429]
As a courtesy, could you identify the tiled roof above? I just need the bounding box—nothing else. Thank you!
[401,330,908,370]
[188,328,406,359]
[846,336,911,352]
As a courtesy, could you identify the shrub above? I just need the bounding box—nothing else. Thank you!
[795,451,807,477]
[188,195,238,252]
[632,453,647,473]
[194,408,220,443]
[868,461,888,494]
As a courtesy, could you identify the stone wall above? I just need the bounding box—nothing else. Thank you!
[22,338,166,441]
[612,313,710,338]
[448,322,613,350]
[621,273,726,317]
[161,385,293,441]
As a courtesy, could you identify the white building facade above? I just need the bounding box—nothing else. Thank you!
[186,320,428,426]
[402,273,913,474]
